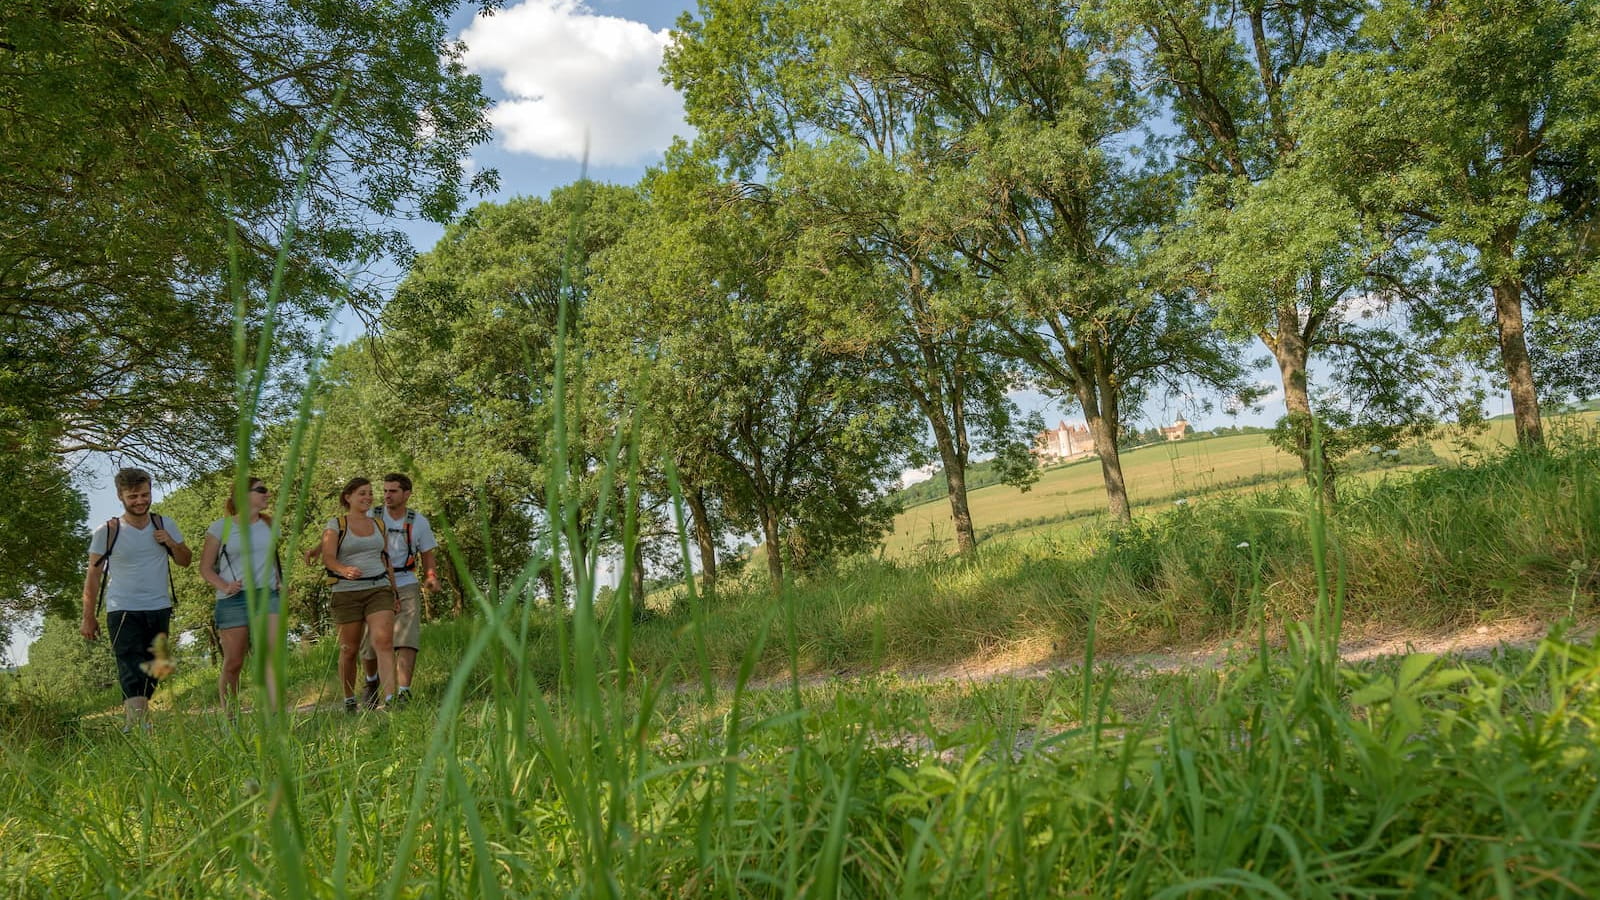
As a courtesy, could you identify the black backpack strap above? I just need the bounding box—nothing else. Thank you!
[152,512,177,606]
[95,518,120,613]
[324,515,351,581]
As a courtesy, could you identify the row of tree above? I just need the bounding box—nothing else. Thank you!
[5,0,1598,630]
[313,0,1597,598]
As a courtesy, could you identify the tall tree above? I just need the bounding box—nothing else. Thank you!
[375,184,646,601]
[593,155,922,589]
[667,0,1037,556]
[1,0,496,469]
[825,0,1252,522]
[1113,0,1465,500]
[1295,0,1600,448]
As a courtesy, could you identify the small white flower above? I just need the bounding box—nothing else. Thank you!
[1174,498,1189,506]
[1236,541,1250,549]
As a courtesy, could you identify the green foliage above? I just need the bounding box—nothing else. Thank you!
[0,425,87,620]
[13,613,117,704]
[0,0,495,471]
[592,159,924,586]
[1296,0,1600,445]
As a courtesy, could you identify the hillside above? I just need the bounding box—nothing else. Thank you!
[887,413,1600,558]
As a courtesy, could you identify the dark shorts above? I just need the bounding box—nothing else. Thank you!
[330,586,396,625]
[214,590,282,630]
[107,608,173,700]
[362,582,421,657]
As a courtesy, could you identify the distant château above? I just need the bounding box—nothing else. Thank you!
[1034,421,1094,462]
[1035,418,1191,463]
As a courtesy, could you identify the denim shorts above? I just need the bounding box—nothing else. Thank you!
[214,590,282,630]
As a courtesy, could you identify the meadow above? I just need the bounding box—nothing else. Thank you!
[885,413,1599,558]
[3,427,1597,897]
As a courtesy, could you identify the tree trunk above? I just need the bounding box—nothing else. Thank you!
[1079,375,1130,523]
[684,486,718,597]
[760,508,784,594]
[629,539,646,623]
[1269,314,1337,506]
[1491,278,1544,448]
[929,412,977,555]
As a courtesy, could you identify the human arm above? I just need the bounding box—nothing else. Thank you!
[421,548,441,593]
[153,521,192,567]
[200,533,242,595]
[80,555,103,640]
[321,527,361,579]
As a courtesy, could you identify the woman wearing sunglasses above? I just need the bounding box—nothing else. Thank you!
[199,477,283,710]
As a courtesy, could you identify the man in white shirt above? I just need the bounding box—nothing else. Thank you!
[80,467,193,731]
[359,472,440,706]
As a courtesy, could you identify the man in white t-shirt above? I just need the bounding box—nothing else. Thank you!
[358,472,440,706]
[80,467,193,732]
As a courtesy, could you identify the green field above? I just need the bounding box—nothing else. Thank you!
[888,412,1600,558]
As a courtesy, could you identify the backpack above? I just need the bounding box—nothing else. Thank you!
[390,510,419,573]
[322,515,391,585]
[218,518,283,591]
[96,513,177,612]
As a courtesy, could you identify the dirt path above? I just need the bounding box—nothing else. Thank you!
[738,616,1596,695]
[907,617,1591,685]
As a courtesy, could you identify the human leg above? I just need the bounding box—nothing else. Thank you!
[391,583,422,691]
[364,607,397,703]
[108,609,168,730]
[337,620,365,703]
[217,625,249,707]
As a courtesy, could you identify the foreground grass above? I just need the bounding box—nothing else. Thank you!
[3,436,1599,897]
[4,625,1599,897]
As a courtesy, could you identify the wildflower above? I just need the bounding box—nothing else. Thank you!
[1236,541,1250,549]
[1174,498,1189,507]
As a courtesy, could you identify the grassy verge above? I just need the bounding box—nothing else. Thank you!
[628,433,1599,681]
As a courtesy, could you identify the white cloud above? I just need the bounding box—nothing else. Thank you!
[460,0,690,166]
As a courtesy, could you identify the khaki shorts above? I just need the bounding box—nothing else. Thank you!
[362,582,421,655]
[331,586,397,625]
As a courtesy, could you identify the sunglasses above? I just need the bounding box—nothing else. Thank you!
[250,486,270,495]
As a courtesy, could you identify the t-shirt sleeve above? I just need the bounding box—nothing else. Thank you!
[88,523,108,557]
[164,517,186,545]
[415,515,438,553]
[325,517,341,533]
[206,519,225,543]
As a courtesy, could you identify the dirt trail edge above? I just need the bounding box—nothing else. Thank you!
[742,616,1597,694]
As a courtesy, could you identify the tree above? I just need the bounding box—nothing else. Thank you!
[1,0,496,469]
[666,0,1039,556]
[1295,0,1600,449]
[818,0,1253,523]
[1112,0,1472,502]
[0,425,87,624]
[593,155,923,590]
[375,184,648,602]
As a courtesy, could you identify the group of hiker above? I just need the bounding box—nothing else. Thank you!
[79,467,440,731]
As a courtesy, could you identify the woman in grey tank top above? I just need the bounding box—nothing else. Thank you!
[321,477,399,711]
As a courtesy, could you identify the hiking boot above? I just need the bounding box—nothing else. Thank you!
[393,688,412,708]
[343,697,359,715]
[362,677,380,709]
